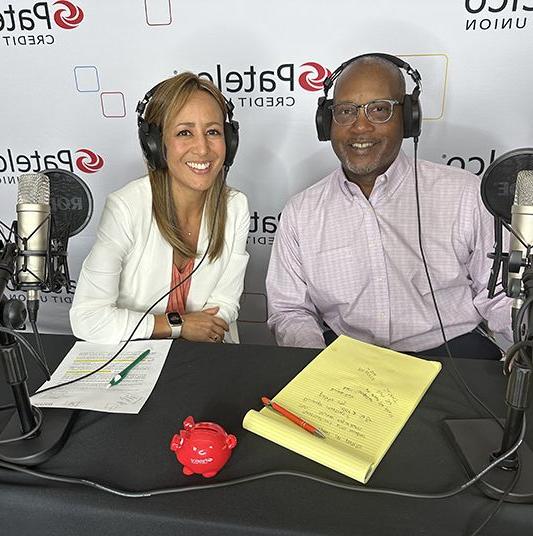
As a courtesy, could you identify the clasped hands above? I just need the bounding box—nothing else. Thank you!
[180,306,228,343]
[155,306,228,342]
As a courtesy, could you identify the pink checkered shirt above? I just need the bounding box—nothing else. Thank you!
[266,150,512,351]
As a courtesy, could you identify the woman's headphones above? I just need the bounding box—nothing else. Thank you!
[136,81,240,171]
[315,53,422,142]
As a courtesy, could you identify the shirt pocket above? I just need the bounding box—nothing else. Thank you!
[305,246,370,306]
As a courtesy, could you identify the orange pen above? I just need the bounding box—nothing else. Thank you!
[261,396,326,438]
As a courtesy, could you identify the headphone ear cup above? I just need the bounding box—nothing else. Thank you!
[316,97,333,141]
[223,119,239,168]
[402,94,413,139]
[402,93,422,139]
[410,93,422,139]
[138,119,166,170]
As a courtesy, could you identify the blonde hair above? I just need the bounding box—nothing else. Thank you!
[143,72,230,261]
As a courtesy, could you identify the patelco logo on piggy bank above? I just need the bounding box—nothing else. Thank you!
[170,416,237,478]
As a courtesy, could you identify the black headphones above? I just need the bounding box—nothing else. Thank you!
[315,53,422,142]
[136,81,240,171]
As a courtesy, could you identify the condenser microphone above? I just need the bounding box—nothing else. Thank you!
[507,170,533,325]
[15,173,51,320]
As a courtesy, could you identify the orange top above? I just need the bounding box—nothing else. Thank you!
[166,258,194,315]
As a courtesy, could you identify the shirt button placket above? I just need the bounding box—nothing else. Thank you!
[367,207,390,346]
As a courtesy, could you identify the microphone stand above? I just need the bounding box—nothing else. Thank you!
[0,298,39,431]
[495,267,533,469]
[445,261,533,502]
[486,216,508,299]
[0,240,75,466]
[0,242,36,434]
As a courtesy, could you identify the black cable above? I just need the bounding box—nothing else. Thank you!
[468,461,522,536]
[413,140,502,426]
[511,295,533,366]
[29,318,51,380]
[0,416,525,499]
[34,168,229,397]
[503,339,533,375]
[512,295,533,343]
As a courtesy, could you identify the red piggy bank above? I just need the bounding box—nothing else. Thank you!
[170,416,237,478]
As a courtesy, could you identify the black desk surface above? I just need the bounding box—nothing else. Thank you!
[0,335,532,536]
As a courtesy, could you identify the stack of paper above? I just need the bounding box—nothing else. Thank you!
[31,340,172,414]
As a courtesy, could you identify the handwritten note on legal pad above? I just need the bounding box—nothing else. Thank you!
[242,335,441,483]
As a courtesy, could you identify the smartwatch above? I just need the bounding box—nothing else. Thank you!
[166,311,183,338]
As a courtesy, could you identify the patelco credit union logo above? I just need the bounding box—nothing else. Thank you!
[53,0,84,29]
[298,62,332,92]
[464,0,531,30]
[248,210,281,247]
[193,60,331,109]
[0,147,104,184]
[1,1,85,47]
[75,149,104,173]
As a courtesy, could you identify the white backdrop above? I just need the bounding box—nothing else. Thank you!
[1,0,532,344]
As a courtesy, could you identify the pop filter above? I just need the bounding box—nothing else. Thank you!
[481,148,533,224]
[42,169,93,238]
[40,169,93,293]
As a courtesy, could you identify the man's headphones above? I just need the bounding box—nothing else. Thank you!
[315,53,422,142]
[136,81,240,171]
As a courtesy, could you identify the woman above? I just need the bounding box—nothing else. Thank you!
[70,73,249,344]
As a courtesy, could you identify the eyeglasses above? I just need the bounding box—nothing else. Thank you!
[329,99,401,126]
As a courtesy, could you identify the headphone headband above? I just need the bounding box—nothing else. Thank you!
[137,78,239,171]
[135,82,161,127]
[316,52,422,142]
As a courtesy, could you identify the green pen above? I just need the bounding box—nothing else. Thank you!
[107,349,151,388]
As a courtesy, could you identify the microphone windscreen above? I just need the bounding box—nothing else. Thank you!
[514,170,533,206]
[41,169,93,238]
[17,173,50,205]
[481,148,533,224]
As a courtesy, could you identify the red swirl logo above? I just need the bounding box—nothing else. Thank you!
[299,62,331,92]
[76,149,104,173]
[53,1,84,30]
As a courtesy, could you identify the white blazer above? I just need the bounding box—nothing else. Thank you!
[70,176,250,344]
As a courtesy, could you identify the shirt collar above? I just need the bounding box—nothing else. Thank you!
[336,150,412,204]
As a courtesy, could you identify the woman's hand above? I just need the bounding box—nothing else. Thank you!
[181,307,228,343]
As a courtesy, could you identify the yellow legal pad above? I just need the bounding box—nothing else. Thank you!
[242,335,441,484]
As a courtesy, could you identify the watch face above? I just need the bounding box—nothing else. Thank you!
[167,312,182,326]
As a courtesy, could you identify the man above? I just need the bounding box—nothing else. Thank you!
[266,54,511,358]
